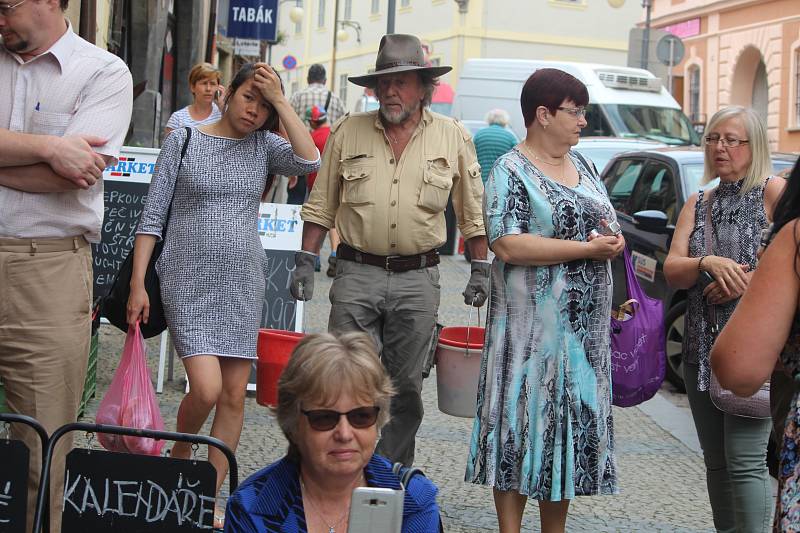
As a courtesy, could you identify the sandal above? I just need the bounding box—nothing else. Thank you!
[213,505,226,531]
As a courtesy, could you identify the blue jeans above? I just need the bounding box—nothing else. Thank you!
[684,363,773,532]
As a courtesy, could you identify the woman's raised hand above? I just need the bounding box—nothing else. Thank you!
[253,63,284,104]
[701,256,750,297]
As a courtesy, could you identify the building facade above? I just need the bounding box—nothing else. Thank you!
[650,0,800,152]
[269,0,643,112]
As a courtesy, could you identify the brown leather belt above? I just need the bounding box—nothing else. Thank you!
[337,243,440,272]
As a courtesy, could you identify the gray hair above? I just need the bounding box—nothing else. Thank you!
[274,332,395,462]
[702,106,772,195]
[485,109,510,127]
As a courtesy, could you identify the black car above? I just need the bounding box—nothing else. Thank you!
[603,147,798,391]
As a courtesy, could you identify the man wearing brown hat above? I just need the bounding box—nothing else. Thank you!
[290,34,489,466]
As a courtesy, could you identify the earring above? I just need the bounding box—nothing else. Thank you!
[543,124,548,130]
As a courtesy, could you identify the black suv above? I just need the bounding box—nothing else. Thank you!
[603,148,798,390]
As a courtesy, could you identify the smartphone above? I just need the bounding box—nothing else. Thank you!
[347,487,404,533]
[214,89,222,100]
[604,220,622,236]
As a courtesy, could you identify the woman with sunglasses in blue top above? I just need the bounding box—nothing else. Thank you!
[224,332,442,532]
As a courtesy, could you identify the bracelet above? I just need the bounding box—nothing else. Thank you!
[698,256,706,271]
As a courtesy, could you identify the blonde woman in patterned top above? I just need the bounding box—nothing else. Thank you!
[163,62,225,138]
[664,106,785,532]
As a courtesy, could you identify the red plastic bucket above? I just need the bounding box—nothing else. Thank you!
[436,326,485,418]
[256,329,304,407]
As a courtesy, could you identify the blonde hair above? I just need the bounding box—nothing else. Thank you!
[275,332,395,461]
[702,106,772,195]
[188,62,221,87]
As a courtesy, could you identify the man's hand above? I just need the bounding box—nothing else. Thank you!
[47,135,108,189]
[290,251,317,301]
[463,261,491,307]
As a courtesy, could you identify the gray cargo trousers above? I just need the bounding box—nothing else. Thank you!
[328,258,440,466]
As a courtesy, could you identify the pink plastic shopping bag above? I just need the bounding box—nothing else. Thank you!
[96,321,166,455]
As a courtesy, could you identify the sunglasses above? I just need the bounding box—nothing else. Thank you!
[301,406,380,431]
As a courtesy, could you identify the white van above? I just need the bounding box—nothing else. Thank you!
[452,59,700,146]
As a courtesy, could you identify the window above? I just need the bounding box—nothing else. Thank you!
[344,0,352,19]
[371,0,380,14]
[604,159,645,214]
[689,66,700,123]
[294,0,303,33]
[401,0,410,6]
[581,104,613,137]
[627,162,677,223]
[795,49,800,125]
[339,74,348,102]
[317,0,325,27]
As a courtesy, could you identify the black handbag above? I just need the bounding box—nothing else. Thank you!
[102,127,191,339]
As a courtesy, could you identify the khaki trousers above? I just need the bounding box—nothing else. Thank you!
[0,236,92,533]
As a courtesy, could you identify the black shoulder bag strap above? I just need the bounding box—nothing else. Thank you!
[392,462,445,533]
[324,90,332,113]
[703,188,718,337]
[163,126,192,229]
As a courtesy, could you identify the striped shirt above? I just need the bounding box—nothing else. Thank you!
[0,22,133,242]
[165,103,221,131]
[473,124,518,183]
[288,83,346,126]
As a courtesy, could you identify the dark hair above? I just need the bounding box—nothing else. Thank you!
[61,0,68,9]
[308,64,326,84]
[771,160,800,235]
[224,62,282,132]
[520,68,589,128]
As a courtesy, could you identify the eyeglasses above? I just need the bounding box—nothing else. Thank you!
[557,106,587,119]
[0,0,28,16]
[704,135,749,148]
[301,406,380,431]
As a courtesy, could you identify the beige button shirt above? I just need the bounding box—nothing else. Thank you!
[0,23,133,242]
[301,108,486,256]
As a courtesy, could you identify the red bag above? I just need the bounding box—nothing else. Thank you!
[96,321,166,455]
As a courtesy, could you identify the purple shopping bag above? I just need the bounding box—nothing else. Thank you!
[610,247,666,407]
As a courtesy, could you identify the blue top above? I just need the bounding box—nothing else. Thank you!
[224,454,441,532]
[473,124,518,183]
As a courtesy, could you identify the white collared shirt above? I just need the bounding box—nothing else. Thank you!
[0,22,133,242]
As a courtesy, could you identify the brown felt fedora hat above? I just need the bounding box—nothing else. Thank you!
[348,34,452,88]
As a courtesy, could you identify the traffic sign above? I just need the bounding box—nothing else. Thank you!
[283,55,298,70]
[656,34,685,67]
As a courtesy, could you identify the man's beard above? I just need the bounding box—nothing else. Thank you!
[1,35,29,53]
[379,100,420,125]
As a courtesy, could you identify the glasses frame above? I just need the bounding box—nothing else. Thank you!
[703,135,750,148]
[556,106,587,119]
[0,0,28,16]
[301,406,381,432]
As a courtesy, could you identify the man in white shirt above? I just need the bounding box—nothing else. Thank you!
[0,1,132,530]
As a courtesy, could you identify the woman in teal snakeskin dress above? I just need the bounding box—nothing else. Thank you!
[712,160,800,532]
[465,69,624,533]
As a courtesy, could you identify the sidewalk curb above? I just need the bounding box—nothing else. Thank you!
[636,391,702,455]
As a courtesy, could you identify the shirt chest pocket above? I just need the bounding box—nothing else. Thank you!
[340,157,376,205]
[418,157,453,213]
[29,111,73,136]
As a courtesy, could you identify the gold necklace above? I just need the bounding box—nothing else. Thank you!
[521,143,568,183]
[300,473,364,533]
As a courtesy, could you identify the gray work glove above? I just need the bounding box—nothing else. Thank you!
[463,261,491,307]
[290,251,317,301]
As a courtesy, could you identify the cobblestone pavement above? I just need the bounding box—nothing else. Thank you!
[83,247,719,532]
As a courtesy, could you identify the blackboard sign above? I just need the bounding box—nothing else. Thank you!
[92,180,149,298]
[61,448,217,532]
[93,147,160,299]
[0,440,29,533]
[261,249,298,332]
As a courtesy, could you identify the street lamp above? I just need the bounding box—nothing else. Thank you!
[337,20,362,44]
[280,0,304,24]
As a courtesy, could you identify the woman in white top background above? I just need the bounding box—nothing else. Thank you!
[163,62,225,138]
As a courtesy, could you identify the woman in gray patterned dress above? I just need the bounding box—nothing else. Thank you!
[466,69,624,533]
[664,106,785,532]
[127,63,320,507]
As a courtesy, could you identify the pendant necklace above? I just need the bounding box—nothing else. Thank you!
[521,143,566,182]
[300,473,364,533]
